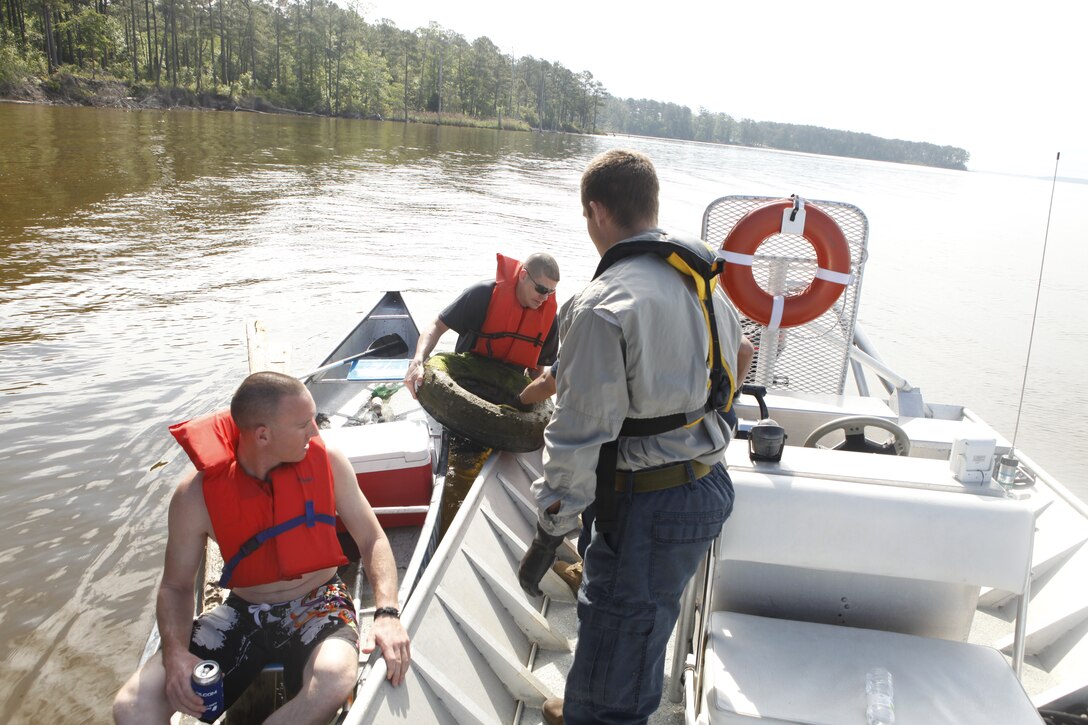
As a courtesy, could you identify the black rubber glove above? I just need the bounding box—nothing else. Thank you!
[518,523,566,597]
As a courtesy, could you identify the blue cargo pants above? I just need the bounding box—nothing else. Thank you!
[563,461,734,724]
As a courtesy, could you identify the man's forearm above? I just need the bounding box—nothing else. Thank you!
[412,320,446,363]
[359,537,400,608]
[406,320,448,397]
[157,583,197,657]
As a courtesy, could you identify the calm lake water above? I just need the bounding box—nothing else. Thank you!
[1,103,1086,723]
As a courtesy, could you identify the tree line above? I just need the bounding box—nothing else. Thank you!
[0,0,969,169]
[601,98,970,170]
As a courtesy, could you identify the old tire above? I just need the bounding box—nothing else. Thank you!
[417,353,553,452]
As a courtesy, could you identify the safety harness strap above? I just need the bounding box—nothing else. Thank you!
[590,233,736,532]
[218,511,338,588]
[472,329,545,360]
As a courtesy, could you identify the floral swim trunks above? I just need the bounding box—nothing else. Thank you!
[188,575,359,708]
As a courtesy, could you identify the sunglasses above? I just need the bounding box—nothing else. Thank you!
[525,270,557,296]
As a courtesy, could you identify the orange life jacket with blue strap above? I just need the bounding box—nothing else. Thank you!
[471,253,557,370]
[169,410,348,588]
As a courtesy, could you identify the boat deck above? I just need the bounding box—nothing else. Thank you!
[341,386,1088,724]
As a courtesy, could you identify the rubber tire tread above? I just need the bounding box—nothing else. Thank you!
[417,352,553,452]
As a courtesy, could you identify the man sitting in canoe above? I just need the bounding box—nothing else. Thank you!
[113,371,410,725]
[404,252,560,397]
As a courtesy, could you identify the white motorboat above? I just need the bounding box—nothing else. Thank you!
[341,198,1088,725]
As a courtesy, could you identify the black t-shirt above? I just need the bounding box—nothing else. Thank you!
[439,280,559,367]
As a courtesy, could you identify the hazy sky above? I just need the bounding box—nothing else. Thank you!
[360,0,1084,178]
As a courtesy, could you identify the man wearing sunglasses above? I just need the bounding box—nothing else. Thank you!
[405,252,560,397]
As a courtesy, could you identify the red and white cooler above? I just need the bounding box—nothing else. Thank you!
[320,420,433,529]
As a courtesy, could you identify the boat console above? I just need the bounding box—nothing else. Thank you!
[734,388,1011,464]
[687,408,1040,724]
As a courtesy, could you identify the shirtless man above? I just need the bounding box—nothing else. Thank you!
[113,372,410,724]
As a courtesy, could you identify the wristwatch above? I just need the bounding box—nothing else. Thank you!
[373,606,400,620]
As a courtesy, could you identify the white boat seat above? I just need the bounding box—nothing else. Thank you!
[698,463,1040,724]
[703,611,1042,724]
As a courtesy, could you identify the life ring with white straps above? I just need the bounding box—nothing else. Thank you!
[719,197,853,329]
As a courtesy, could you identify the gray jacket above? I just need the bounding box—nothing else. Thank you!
[533,232,745,535]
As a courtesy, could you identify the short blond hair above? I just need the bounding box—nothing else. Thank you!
[524,252,559,281]
[230,371,307,429]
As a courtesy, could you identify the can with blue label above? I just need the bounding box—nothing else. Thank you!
[191,659,224,723]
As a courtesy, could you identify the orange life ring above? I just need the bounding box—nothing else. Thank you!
[719,198,852,328]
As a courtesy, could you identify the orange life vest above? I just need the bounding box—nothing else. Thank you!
[169,410,348,588]
[471,254,557,370]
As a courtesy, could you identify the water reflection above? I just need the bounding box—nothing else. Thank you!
[0,103,608,723]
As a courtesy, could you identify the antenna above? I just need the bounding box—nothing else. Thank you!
[997,151,1061,487]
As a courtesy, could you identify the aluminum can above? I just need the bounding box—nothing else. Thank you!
[191,659,224,723]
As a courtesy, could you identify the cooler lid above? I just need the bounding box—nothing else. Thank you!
[319,420,431,470]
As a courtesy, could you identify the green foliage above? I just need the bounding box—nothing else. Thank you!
[107,60,134,82]
[0,34,47,91]
[56,7,124,74]
[0,0,969,168]
[235,71,254,98]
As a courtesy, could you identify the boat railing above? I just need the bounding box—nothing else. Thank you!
[849,323,906,394]
[967,414,1088,520]
[369,505,429,516]
[850,323,933,419]
[847,323,889,396]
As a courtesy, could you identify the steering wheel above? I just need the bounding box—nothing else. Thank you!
[803,415,911,456]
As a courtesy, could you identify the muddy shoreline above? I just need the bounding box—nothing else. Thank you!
[1,72,384,119]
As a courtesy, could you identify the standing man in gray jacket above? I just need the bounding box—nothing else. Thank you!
[519,148,753,724]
